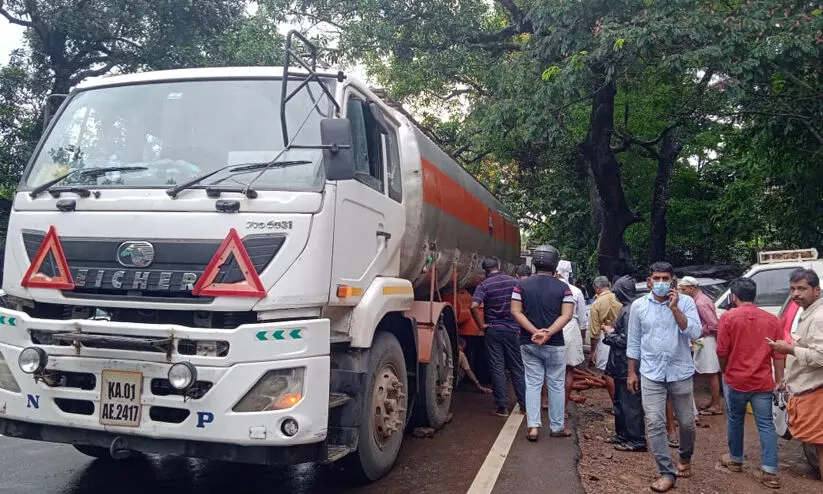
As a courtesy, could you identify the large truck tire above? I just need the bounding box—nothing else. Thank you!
[344,331,408,483]
[412,317,454,430]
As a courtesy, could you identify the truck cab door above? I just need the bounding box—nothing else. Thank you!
[329,93,405,303]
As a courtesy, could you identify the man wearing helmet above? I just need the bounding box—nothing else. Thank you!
[511,245,574,441]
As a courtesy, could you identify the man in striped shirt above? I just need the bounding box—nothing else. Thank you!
[471,257,526,417]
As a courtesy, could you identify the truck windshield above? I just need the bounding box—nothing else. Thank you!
[25,78,330,192]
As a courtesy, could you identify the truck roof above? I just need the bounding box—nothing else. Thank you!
[75,67,340,90]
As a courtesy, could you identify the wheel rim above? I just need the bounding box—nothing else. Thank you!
[433,321,454,406]
[372,363,406,449]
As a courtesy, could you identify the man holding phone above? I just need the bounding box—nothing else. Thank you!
[627,262,701,493]
[768,268,823,480]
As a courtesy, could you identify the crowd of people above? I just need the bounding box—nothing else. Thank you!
[467,245,823,492]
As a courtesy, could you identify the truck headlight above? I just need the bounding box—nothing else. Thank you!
[233,368,305,412]
[168,362,197,390]
[18,347,47,374]
[0,350,21,392]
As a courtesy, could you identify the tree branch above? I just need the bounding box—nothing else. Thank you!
[466,25,524,45]
[464,150,493,165]
[0,6,33,28]
[523,213,550,229]
[454,76,491,97]
[68,61,117,85]
[495,0,532,33]
[435,88,474,101]
[611,121,683,160]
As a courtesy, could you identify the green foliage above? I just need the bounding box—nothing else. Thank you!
[0,0,821,283]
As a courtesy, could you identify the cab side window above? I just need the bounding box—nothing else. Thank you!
[346,96,383,192]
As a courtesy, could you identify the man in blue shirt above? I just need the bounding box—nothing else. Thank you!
[627,262,701,493]
[471,257,526,417]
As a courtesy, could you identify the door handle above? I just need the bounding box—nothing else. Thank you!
[376,230,392,241]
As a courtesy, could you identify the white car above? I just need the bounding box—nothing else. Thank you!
[715,248,822,315]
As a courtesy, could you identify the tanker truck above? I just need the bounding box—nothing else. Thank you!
[0,32,519,482]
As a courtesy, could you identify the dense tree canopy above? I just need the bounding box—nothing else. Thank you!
[1,0,821,280]
[272,0,823,277]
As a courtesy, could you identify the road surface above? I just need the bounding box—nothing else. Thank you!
[0,388,583,494]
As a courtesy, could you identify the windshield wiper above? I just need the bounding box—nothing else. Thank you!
[228,160,311,173]
[29,166,149,198]
[166,160,312,199]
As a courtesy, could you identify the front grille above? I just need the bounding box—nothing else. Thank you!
[41,370,96,390]
[150,378,213,399]
[23,300,257,328]
[30,330,171,354]
[177,338,230,357]
[54,398,95,416]
[22,231,285,301]
[149,406,190,424]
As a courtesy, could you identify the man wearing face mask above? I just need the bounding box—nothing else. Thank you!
[627,262,702,493]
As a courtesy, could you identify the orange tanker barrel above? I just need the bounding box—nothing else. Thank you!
[385,104,519,298]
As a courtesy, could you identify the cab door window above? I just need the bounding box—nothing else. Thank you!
[346,96,384,192]
[384,131,402,202]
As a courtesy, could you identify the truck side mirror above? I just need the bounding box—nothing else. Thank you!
[320,118,355,181]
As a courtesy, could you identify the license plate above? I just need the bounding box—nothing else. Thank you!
[99,370,143,427]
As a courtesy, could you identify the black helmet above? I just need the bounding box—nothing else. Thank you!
[532,245,560,272]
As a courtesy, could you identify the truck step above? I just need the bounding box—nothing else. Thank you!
[323,445,354,464]
[328,392,351,408]
[330,333,352,345]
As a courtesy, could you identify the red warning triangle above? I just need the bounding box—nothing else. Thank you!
[21,225,75,290]
[192,228,266,297]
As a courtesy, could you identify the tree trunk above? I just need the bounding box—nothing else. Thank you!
[578,78,642,278]
[648,126,683,263]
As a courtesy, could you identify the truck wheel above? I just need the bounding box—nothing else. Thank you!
[803,442,820,473]
[344,331,408,483]
[413,317,454,430]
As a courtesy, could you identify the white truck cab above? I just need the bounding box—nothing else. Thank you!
[0,32,519,482]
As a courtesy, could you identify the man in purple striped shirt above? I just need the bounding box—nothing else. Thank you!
[471,257,526,417]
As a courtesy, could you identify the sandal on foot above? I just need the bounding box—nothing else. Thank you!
[753,470,780,489]
[550,429,572,438]
[526,428,539,442]
[650,475,675,493]
[699,407,723,416]
[719,453,743,473]
[676,461,691,478]
[614,443,647,452]
[667,435,680,448]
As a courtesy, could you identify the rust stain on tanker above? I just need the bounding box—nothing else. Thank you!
[421,158,519,249]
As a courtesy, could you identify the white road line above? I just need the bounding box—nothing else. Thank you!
[466,411,524,494]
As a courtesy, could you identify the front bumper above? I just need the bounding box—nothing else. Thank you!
[0,307,331,447]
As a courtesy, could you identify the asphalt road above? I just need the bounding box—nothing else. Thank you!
[0,388,583,494]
